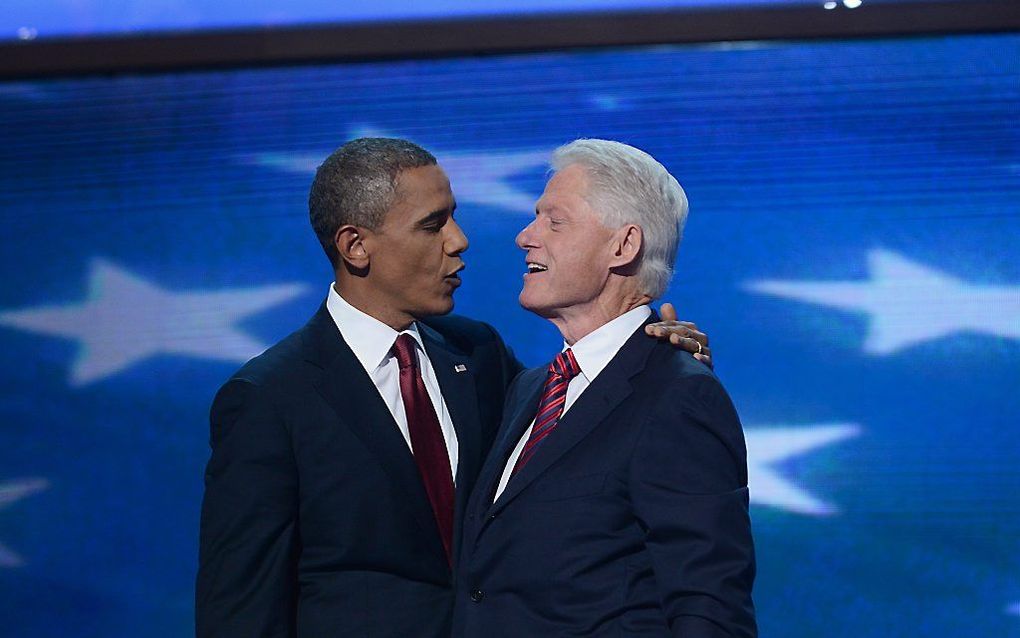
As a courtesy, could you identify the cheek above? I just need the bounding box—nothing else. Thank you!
[561,239,600,269]
[398,241,435,275]
[567,243,609,286]
[573,267,603,294]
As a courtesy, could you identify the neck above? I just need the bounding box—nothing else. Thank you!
[333,279,414,332]
[548,289,651,345]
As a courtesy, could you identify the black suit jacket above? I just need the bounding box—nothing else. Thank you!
[196,302,522,638]
[455,316,756,638]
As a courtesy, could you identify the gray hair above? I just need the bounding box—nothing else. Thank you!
[551,139,688,299]
[309,137,437,267]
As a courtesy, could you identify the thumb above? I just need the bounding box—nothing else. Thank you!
[659,302,677,322]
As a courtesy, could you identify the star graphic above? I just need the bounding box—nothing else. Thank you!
[0,478,48,567]
[746,423,859,516]
[0,259,308,386]
[240,128,550,215]
[589,94,626,111]
[745,249,1020,354]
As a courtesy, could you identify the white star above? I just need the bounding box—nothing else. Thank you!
[0,478,48,567]
[240,130,550,215]
[0,259,308,386]
[746,249,1020,354]
[589,94,625,111]
[746,423,859,516]
[436,148,549,214]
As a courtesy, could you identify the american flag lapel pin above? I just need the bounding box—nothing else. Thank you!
[454,364,468,373]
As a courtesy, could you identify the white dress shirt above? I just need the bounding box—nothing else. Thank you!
[326,284,459,479]
[493,304,651,501]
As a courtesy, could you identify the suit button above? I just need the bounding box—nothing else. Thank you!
[470,589,484,603]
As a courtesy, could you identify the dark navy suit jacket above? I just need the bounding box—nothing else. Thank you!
[196,302,522,638]
[454,317,757,638]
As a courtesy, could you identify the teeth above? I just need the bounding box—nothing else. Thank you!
[527,263,548,273]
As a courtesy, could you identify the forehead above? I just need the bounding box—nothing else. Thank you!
[394,164,452,201]
[538,164,593,212]
[384,164,454,223]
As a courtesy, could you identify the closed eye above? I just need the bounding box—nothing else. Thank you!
[418,209,452,233]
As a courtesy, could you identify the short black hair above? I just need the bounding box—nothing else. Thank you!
[308,137,437,267]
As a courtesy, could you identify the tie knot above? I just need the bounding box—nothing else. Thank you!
[391,333,418,370]
[549,348,581,380]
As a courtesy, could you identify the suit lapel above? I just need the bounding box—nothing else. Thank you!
[487,317,660,517]
[303,304,447,565]
[467,367,546,521]
[417,323,483,518]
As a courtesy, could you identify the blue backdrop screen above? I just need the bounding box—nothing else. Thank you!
[3,0,945,41]
[0,33,1018,636]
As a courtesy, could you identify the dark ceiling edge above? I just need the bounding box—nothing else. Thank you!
[2,0,1018,79]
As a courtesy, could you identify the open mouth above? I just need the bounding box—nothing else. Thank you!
[444,265,464,287]
[526,262,548,274]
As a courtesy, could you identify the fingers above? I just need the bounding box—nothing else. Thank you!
[672,321,709,347]
[656,305,708,347]
[650,324,714,368]
[668,333,702,353]
[693,351,714,370]
[656,324,702,344]
[688,327,709,348]
[659,302,677,322]
[645,322,681,337]
[669,332,712,356]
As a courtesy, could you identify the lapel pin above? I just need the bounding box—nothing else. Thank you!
[454,364,468,373]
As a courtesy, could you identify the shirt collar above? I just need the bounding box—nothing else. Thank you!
[565,305,651,383]
[325,283,425,373]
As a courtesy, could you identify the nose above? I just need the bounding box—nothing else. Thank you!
[516,219,537,250]
[445,217,469,255]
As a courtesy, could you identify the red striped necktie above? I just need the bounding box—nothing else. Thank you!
[391,333,455,564]
[512,348,582,476]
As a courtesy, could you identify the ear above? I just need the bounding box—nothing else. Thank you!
[334,224,370,270]
[609,224,643,269]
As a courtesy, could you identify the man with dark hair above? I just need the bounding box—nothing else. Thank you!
[196,138,711,637]
[308,137,441,266]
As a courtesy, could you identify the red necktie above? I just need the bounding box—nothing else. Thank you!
[392,333,455,563]
[512,348,581,476]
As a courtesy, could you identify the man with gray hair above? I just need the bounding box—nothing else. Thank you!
[455,139,757,637]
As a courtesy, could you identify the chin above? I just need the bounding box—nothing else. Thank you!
[518,289,534,311]
[417,296,455,318]
[519,293,557,319]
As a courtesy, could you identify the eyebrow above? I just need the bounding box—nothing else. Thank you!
[416,205,454,228]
